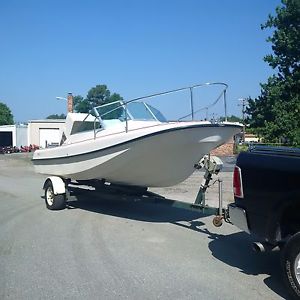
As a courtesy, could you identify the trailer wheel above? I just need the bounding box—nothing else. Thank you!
[282,232,300,299]
[44,181,66,210]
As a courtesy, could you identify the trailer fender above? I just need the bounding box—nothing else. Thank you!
[43,176,66,195]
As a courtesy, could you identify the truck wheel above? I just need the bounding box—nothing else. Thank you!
[282,232,300,299]
[44,181,66,210]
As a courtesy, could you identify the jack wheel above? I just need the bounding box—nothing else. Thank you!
[44,181,66,210]
[213,216,223,227]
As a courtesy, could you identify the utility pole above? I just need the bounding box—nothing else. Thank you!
[238,98,248,142]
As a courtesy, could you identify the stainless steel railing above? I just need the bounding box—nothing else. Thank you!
[93,82,228,134]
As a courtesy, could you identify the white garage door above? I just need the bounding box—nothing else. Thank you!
[39,128,60,148]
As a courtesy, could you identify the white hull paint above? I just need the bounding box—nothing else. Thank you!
[33,121,241,187]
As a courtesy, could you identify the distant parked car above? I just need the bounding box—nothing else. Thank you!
[0,145,39,154]
[2,146,20,154]
[20,145,31,152]
[20,144,40,152]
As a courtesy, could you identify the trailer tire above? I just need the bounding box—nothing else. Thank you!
[44,180,66,210]
[282,232,300,300]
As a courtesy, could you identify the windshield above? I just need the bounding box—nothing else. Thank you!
[94,101,166,122]
[126,102,155,121]
[96,101,126,121]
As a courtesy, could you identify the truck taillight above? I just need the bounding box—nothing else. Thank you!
[233,166,244,198]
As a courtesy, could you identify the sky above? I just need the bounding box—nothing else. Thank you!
[0,0,281,122]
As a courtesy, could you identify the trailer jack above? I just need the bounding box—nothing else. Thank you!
[194,155,225,227]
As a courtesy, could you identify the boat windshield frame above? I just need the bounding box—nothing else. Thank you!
[89,82,228,134]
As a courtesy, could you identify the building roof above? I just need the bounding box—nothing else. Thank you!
[28,119,66,124]
[0,124,28,129]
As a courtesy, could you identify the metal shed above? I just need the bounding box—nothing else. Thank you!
[28,119,65,148]
[0,124,28,147]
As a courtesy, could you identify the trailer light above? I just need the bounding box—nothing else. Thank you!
[233,166,244,198]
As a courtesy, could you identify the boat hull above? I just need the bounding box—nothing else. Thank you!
[32,123,241,187]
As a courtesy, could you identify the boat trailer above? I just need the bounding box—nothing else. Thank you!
[43,155,228,227]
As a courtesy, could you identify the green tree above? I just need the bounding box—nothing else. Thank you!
[73,95,91,113]
[246,0,300,146]
[46,113,66,119]
[0,102,14,125]
[74,84,123,113]
[220,115,243,123]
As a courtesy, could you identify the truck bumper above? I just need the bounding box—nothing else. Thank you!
[228,204,250,234]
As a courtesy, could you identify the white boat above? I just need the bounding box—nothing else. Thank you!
[32,83,242,187]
